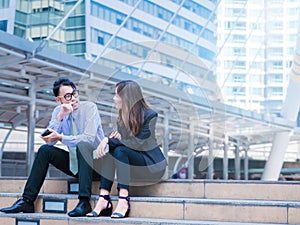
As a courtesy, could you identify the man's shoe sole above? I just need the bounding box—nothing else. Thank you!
[23,209,35,213]
[0,209,34,213]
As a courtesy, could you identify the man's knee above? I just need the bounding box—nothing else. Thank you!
[37,144,51,155]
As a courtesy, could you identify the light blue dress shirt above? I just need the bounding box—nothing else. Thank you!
[47,101,105,149]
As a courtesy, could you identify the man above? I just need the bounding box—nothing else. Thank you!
[0,77,104,217]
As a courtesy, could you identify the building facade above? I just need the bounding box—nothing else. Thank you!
[217,0,300,115]
[2,0,300,178]
[2,0,300,114]
[0,0,15,33]
[0,0,219,101]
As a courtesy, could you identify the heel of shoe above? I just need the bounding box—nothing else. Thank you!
[99,206,112,216]
[111,195,130,219]
[100,194,112,216]
[124,208,130,218]
[86,194,112,217]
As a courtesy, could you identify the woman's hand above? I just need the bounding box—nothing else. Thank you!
[109,131,121,140]
[40,128,62,143]
[95,137,109,159]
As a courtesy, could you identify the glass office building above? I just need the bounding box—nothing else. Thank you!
[0,0,14,33]
[217,0,300,115]
[2,0,300,114]
[1,0,300,179]
[0,0,218,101]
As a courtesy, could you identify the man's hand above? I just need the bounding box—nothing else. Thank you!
[57,103,74,121]
[40,128,62,143]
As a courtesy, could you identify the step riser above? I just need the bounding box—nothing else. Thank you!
[205,183,300,201]
[1,196,299,224]
[2,179,300,224]
[1,179,300,201]
[1,180,119,196]
[132,202,298,224]
[0,218,119,225]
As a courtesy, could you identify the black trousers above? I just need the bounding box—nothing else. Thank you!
[22,142,99,202]
[100,146,165,192]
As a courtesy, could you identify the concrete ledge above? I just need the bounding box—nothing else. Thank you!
[1,193,300,223]
[205,181,300,201]
[1,178,300,201]
[0,212,293,225]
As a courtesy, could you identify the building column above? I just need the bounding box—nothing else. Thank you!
[244,143,249,180]
[163,111,169,179]
[187,122,195,179]
[262,11,300,180]
[27,79,36,175]
[207,127,214,179]
[234,143,241,180]
[223,135,229,180]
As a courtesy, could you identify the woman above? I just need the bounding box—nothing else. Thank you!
[87,80,167,218]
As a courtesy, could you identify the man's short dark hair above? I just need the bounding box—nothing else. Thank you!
[53,77,76,97]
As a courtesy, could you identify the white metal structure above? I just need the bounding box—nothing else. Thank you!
[0,31,299,179]
[262,10,300,180]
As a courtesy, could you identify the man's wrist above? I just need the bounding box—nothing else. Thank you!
[56,114,63,122]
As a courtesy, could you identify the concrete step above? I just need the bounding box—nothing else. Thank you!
[0,212,291,225]
[0,193,299,224]
[1,178,300,201]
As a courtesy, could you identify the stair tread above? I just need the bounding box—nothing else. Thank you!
[0,212,291,225]
[1,180,300,224]
[1,192,300,207]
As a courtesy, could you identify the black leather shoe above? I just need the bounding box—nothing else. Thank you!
[0,199,34,213]
[68,200,91,217]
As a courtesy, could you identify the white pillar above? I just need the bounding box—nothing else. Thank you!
[27,79,36,175]
[244,144,249,180]
[262,12,300,180]
[234,144,241,180]
[223,135,229,180]
[163,111,169,179]
[207,127,214,179]
[188,122,195,179]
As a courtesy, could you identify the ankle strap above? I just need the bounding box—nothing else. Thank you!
[99,194,111,201]
[119,195,130,201]
[99,194,112,209]
[119,195,130,210]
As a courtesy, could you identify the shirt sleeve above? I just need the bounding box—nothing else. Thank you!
[46,106,63,146]
[61,102,103,148]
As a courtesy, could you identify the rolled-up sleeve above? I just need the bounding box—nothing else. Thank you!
[61,102,103,149]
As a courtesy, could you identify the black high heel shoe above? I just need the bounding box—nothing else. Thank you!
[86,195,112,217]
[111,196,130,219]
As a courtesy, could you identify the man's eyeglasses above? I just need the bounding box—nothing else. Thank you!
[57,90,79,101]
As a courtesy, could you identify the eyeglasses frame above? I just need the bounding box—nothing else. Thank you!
[57,90,79,101]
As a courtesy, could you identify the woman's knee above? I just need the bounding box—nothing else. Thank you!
[113,146,129,159]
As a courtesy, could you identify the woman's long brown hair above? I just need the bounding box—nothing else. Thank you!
[116,80,150,136]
